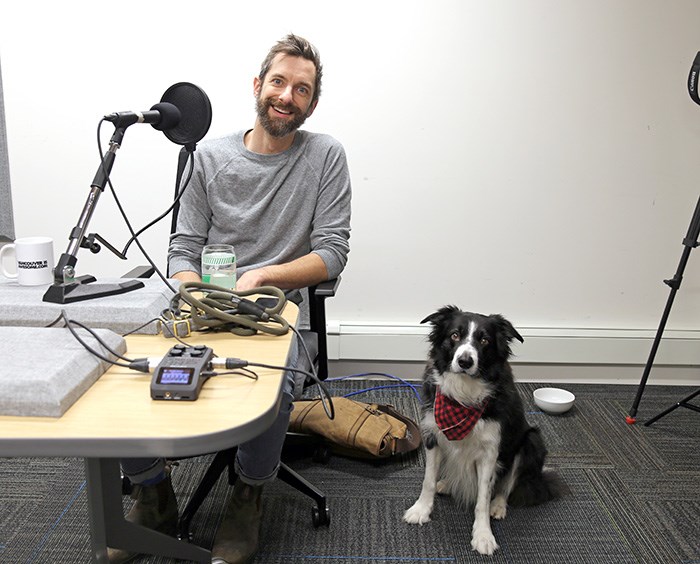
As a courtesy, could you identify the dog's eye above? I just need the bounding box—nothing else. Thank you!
[450,331,460,342]
[480,338,489,346]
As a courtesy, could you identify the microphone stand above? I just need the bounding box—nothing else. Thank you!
[42,127,144,304]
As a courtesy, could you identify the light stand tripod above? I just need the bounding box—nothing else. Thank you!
[627,194,700,425]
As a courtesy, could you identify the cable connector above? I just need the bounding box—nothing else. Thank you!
[211,357,249,370]
[236,298,270,321]
[127,356,168,373]
[128,358,151,373]
[158,317,192,338]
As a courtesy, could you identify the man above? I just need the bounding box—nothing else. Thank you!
[112,34,351,564]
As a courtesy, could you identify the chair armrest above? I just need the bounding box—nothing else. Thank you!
[311,276,340,298]
[122,265,155,279]
[307,277,340,383]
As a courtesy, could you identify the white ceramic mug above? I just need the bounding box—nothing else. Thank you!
[0,236,55,286]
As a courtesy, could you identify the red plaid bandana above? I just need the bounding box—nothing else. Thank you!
[434,387,488,441]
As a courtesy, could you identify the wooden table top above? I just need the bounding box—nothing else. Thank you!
[0,303,298,458]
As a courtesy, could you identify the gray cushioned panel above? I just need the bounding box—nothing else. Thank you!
[0,61,15,242]
[0,326,127,417]
[0,276,177,334]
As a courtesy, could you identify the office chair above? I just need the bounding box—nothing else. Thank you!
[124,147,336,540]
[176,279,337,538]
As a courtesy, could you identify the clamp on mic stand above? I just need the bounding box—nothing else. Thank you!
[42,127,144,304]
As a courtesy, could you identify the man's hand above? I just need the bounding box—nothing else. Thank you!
[237,254,328,292]
[173,271,202,284]
[236,268,271,292]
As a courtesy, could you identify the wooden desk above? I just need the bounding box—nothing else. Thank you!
[0,303,297,563]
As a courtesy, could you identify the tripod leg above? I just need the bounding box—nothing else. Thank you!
[627,195,700,424]
[644,388,700,426]
[627,248,689,423]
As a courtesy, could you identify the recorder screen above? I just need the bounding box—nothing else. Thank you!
[156,367,194,385]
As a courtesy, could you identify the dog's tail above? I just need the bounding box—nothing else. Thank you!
[508,428,570,507]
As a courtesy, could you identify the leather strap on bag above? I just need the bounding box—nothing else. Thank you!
[289,397,421,459]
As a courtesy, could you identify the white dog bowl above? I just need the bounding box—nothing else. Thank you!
[533,387,575,414]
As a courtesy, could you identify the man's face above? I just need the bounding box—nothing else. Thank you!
[254,54,318,138]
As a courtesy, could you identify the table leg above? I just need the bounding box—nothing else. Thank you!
[84,458,211,563]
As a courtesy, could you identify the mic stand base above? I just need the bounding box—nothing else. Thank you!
[42,276,145,304]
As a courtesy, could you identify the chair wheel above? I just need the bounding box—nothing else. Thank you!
[176,525,193,542]
[311,505,330,528]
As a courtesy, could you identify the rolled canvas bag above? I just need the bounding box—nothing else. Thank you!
[289,397,421,459]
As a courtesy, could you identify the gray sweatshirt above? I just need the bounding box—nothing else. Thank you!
[168,129,352,285]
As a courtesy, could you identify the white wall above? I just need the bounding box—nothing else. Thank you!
[1,1,699,370]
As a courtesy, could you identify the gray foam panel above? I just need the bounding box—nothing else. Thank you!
[0,277,177,334]
[0,326,127,417]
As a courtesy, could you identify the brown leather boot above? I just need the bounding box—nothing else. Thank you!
[107,472,178,564]
[211,478,264,564]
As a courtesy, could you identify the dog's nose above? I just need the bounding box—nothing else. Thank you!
[458,355,474,371]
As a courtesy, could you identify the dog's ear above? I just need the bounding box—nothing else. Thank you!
[420,305,461,325]
[490,314,524,343]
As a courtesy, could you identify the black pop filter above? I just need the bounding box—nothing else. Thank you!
[158,82,212,146]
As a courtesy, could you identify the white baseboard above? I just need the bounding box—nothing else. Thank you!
[328,359,700,387]
[326,322,700,385]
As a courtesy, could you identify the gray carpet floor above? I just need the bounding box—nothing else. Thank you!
[1,379,699,563]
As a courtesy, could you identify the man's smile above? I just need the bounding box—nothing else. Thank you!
[271,104,294,116]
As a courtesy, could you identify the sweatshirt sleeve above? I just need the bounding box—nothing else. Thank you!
[310,141,352,280]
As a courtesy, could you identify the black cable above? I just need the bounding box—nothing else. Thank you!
[60,311,134,368]
[119,313,194,347]
[121,317,161,337]
[247,362,315,380]
[202,370,258,381]
[95,119,177,294]
[45,312,65,328]
[120,151,195,256]
[59,311,331,417]
[286,324,334,419]
[288,325,315,377]
[66,317,133,363]
[239,367,260,380]
[247,360,334,420]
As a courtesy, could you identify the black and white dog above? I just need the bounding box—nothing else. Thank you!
[403,306,567,555]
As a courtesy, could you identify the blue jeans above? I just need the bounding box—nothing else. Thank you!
[121,339,299,486]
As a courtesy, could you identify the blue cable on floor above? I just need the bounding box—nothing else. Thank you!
[326,372,422,401]
[26,479,86,564]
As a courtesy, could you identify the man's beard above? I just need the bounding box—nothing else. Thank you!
[256,95,311,138]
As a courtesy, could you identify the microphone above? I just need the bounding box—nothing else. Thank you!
[104,102,182,131]
[103,83,212,147]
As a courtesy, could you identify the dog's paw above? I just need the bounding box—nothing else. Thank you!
[471,529,499,555]
[436,480,449,495]
[489,496,507,520]
[403,501,432,525]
